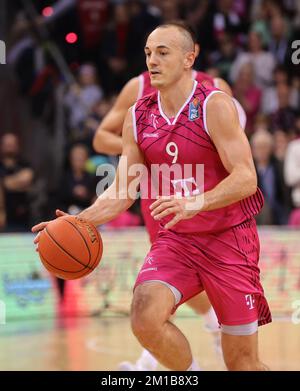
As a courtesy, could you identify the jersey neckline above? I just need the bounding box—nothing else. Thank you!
[157,80,198,126]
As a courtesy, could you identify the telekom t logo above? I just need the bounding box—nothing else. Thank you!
[245,294,255,310]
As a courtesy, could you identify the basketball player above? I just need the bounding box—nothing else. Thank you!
[33,22,271,371]
[92,28,246,370]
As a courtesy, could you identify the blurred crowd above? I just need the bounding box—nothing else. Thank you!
[0,0,300,232]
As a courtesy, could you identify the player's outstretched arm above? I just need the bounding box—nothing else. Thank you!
[32,108,144,234]
[93,77,139,155]
[77,107,144,225]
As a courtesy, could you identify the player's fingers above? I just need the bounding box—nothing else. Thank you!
[164,214,181,230]
[153,207,177,221]
[149,196,171,210]
[151,201,174,217]
[33,232,41,244]
[56,209,67,217]
[31,222,49,233]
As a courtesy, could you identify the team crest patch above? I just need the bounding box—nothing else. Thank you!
[188,97,200,121]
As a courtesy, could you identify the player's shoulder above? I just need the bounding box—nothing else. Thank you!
[205,89,237,121]
[194,80,219,103]
[194,70,214,85]
[122,76,140,93]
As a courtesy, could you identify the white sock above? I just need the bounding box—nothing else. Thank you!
[203,306,220,333]
[136,349,158,370]
[186,358,201,371]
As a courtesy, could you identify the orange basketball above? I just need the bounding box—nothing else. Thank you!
[38,215,103,280]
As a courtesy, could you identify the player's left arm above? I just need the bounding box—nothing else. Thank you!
[150,93,257,229]
[199,92,257,210]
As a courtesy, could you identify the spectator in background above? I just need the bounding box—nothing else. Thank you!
[284,117,300,226]
[210,32,238,81]
[0,185,5,231]
[83,97,112,148]
[252,113,270,133]
[269,82,298,133]
[251,129,289,225]
[261,65,299,115]
[159,0,180,21]
[35,0,109,66]
[273,128,290,162]
[125,0,161,76]
[99,3,131,93]
[212,0,247,46]
[230,30,276,88]
[58,144,96,215]
[233,62,262,135]
[0,133,34,231]
[269,13,290,65]
[64,64,103,140]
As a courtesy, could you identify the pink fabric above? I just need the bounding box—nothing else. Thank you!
[106,211,141,228]
[134,218,271,326]
[288,209,300,227]
[135,82,264,234]
[236,86,261,133]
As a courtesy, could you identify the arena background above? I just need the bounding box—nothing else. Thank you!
[0,0,300,371]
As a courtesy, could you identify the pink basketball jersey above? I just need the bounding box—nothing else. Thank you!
[133,80,263,234]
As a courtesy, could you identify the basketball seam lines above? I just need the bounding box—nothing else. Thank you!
[66,218,102,270]
[63,219,92,266]
[45,227,93,270]
[40,251,87,274]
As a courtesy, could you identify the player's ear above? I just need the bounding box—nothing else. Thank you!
[195,43,200,58]
[184,52,195,69]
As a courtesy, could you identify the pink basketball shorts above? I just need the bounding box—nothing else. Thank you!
[134,217,271,327]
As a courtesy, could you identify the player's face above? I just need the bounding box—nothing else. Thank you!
[144,27,193,89]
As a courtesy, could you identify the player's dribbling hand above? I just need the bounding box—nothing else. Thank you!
[31,209,68,251]
[150,195,203,229]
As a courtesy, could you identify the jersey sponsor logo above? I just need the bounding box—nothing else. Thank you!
[171,177,201,197]
[188,97,200,121]
[245,294,255,310]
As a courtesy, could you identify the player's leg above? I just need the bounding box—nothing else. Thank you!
[186,292,219,331]
[118,348,158,371]
[131,281,200,371]
[119,292,215,370]
[118,199,161,371]
[196,218,271,370]
[221,327,268,370]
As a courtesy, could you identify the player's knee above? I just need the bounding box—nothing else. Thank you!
[131,293,163,345]
[131,305,160,339]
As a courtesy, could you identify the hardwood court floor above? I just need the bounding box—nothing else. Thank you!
[0,316,299,371]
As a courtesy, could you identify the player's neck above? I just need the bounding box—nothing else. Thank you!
[159,76,195,120]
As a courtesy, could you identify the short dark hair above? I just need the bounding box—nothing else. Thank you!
[154,20,197,52]
[157,19,197,43]
[158,20,197,44]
